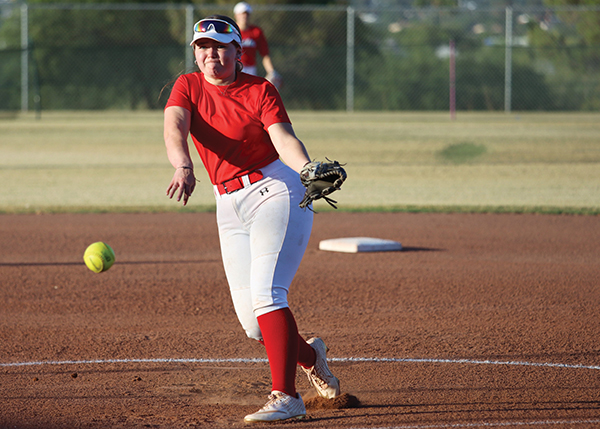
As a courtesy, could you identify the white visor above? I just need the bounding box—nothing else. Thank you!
[190,19,242,47]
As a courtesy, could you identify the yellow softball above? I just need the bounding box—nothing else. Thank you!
[83,242,115,273]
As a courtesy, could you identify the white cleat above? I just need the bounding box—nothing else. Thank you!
[302,337,341,399]
[244,391,306,423]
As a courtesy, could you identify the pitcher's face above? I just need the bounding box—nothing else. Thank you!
[194,39,239,83]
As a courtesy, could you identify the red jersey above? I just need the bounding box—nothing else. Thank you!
[240,25,269,67]
[165,72,290,185]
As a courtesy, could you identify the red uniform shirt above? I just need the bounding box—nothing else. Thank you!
[165,72,290,185]
[240,25,269,67]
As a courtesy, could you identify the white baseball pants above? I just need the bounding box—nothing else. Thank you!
[214,160,313,340]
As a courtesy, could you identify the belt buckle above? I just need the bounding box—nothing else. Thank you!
[223,180,234,195]
[223,177,240,195]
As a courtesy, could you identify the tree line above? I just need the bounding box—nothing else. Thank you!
[0,0,598,111]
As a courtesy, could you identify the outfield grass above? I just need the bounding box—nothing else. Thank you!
[1,110,599,214]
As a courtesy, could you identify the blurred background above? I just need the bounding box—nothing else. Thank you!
[1,0,599,113]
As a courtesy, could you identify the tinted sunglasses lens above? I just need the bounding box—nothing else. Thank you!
[195,20,234,34]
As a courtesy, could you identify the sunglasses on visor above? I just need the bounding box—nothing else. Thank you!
[194,19,240,36]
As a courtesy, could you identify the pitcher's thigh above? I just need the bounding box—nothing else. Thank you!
[250,192,313,317]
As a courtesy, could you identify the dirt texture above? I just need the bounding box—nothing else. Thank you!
[1,212,600,429]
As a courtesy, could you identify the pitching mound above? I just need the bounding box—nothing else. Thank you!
[305,393,361,410]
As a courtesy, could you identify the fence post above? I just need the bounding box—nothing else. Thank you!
[185,5,194,72]
[449,39,456,120]
[504,6,512,114]
[346,6,355,112]
[21,2,29,112]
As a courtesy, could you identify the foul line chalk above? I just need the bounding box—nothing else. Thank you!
[0,357,267,368]
[348,419,600,429]
[1,356,600,371]
[330,356,600,371]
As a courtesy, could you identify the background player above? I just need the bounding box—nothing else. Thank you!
[164,14,339,423]
[233,2,282,88]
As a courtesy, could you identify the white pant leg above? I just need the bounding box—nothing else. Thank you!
[216,161,313,340]
[216,212,256,337]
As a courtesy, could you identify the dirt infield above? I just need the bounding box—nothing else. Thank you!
[1,212,600,429]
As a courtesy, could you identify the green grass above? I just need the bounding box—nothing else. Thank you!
[437,142,487,163]
[1,110,599,214]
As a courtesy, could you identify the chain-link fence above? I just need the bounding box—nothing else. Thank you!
[1,2,599,112]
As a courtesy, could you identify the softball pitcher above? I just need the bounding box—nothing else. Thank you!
[163,15,340,423]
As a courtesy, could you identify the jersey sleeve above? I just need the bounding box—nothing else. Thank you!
[260,82,290,129]
[165,75,192,111]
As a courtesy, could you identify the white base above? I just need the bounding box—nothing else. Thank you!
[318,237,402,253]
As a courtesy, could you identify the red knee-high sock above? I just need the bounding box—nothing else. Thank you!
[257,333,314,368]
[297,335,316,369]
[256,308,299,397]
